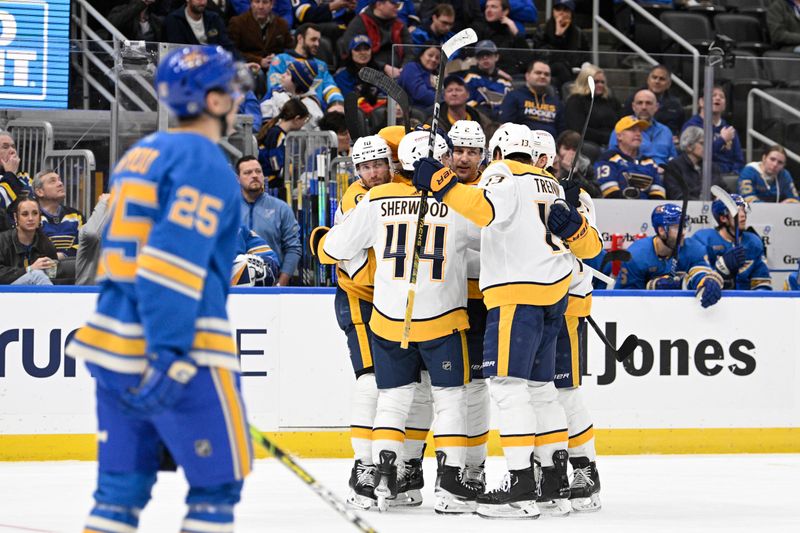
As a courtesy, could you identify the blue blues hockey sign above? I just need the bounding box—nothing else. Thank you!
[0,0,70,109]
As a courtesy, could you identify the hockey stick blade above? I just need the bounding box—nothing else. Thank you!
[249,426,379,533]
[616,334,640,363]
[344,92,364,140]
[565,75,595,184]
[357,67,411,132]
[600,249,632,270]
[442,28,478,59]
[710,184,740,243]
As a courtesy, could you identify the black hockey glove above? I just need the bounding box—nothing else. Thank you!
[547,199,584,240]
[715,245,745,277]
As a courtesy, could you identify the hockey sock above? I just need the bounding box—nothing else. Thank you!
[558,387,597,461]
[431,385,468,467]
[402,372,432,462]
[372,384,415,465]
[489,376,536,471]
[351,373,379,464]
[182,482,242,533]
[529,381,568,467]
[465,378,489,467]
[85,503,141,533]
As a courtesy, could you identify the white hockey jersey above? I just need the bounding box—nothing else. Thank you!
[331,179,374,301]
[320,179,480,342]
[442,159,602,310]
[566,190,598,317]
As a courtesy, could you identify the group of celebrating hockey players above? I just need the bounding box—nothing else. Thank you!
[312,112,606,518]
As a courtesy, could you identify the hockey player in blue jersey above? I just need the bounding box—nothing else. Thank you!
[232,225,280,286]
[691,194,772,291]
[787,264,800,291]
[65,45,254,532]
[619,204,724,308]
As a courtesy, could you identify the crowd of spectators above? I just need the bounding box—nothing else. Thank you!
[5,0,797,288]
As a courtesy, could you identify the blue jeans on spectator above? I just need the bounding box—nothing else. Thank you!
[12,270,52,285]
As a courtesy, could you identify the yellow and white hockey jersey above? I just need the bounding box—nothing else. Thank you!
[319,178,480,342]
[333,179,375,302]
[566,190,599,318]
[442,160,602,310]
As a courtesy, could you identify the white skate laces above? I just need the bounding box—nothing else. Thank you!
[571,465,594,490]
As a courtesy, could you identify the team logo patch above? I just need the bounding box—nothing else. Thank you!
[195,439,213,458]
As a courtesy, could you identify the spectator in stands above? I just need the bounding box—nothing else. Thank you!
[624,64,685,137]
[238,156,302,286]
[334,35,386,115]
[267,24,345,112]
[258,98,311,195]
[398,43,439,109]
[341,0,413,78]
[239,89,264,134]
[0,131,31,227]
[610,89,675,166]
[33,170,85,262]
[294,0,357,41]
[499,59,563,137]
[75,193,111,286]
[427,75,494,133]
[474,0,530,74]
[420,0,481,33]
[767,0,800,52]
[0,196,58,286]
[228,0,290,70]
[262,58,326,126]
[162,0,237,51]
[411,3,456,45]
[565,64,620,148]
[356,0,421,30]
[461,40,512,119]
[682,86,745,175]
[738,144,800,203]
[319,110,352,157]
[664,126,722,200]
[594,116,666,199]
[532,0,589,89]
[107,0,164,41]
[554,129,601,198]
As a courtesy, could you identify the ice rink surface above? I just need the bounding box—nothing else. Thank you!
[1,454,799,533]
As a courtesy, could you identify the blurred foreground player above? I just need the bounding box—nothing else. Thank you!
[66,45,254,532]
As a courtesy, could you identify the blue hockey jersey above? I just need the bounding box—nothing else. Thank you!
[619,236,717,290]
[691,228,771,290]
[236,225,280,282]
[787,265,799,291]
[66,132,242,374]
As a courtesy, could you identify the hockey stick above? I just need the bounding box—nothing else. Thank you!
[583,263,617,290]
[400,28,478,349]
[585,315,639,363]
[249,426,379,533]
[357,66,412,134]
[710,184,740,245]
[664,166,689,276]
[564,76,595,185]
[344,91,366,140]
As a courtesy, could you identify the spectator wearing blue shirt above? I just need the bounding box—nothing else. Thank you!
[237,156,302,286]
[681,86,744,175]
[460,39,512,119]
[738,144,800,204]
[239,90,263,134]
[498,59,564,137]
[410,3,455,45]
[398,43,439,109]
[609,89,676,165]
[334,35,384,111]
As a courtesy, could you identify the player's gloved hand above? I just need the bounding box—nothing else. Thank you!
[715,245,745,277]
[121,353,197,416]
[646,274,682,290]
[562,179,581,207]
[696,275,723,308]
[309,226,330,257]
[412,157,457,202]
[547,199,585,240]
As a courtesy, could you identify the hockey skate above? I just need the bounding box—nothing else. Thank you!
[390,458,424,507]
[462,462,486,493]
[475,457,540,519]
[536,450,571,516]
[346,460,377,510]
[569,456,602,512]
[373,450,398,512]
[434,451,479,515]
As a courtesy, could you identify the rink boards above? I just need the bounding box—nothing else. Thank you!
[0,287,798,460]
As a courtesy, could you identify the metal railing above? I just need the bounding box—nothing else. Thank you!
[592,0,699,114]
[6,120,54,179]
[746,88,800,165]
[45,149,96,217]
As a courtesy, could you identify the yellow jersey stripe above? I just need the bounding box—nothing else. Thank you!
[138,252,204,292]
[434,434,467,448]
[193,331,236,354]
[535,430,569,447]
[73,325,145,356]
[467,431,489,447]
[569,426,595,448]
[217,368,252,479]
[372,428,405,442]
[500,434,536,447]
[351,426,372,440]
[460,330,470,384]
[405,428,429,441]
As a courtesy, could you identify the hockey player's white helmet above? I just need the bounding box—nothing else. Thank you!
[488,123,534,160]
[448,120,486,155]
[397,130,450,171]
[351,135,394,172]
[531,129,556,169]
